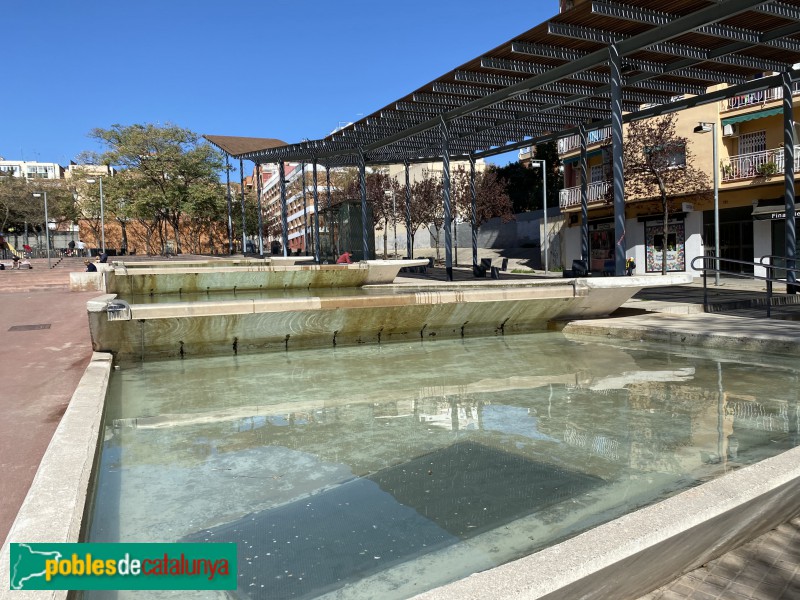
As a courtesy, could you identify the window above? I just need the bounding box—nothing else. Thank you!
[644,142,686,169]
[25,165,51,179]
[739,130,766,155]
[590,165,605,183]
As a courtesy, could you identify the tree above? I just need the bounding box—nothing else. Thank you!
[531,141,563,214]
[613,114,710,275]
[86,123,225,255]
[453,166,514,227]
[0,174,76,252]
[494,161,538,213]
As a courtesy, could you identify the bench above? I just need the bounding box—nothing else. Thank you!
[474,257,508,278]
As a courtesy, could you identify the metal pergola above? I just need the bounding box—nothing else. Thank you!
[212,0,800,278]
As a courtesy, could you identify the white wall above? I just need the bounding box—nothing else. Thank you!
[753,219,772,278]
[684,211,705,279]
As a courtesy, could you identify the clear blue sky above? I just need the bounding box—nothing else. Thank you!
[2,1,559,173]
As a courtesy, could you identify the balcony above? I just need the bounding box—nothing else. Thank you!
[724,82,800,111]
[721,146,800,181]
[557,126,612,154]
[559,180,611,210]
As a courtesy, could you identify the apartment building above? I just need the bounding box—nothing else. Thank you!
[0,159,63,180]
[555,81,800,277]
[253,159,487,257]
[553,0,800,278]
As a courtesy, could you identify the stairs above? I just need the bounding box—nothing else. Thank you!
[0,257,89,293]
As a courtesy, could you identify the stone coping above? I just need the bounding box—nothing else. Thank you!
[562,310,800,356]
[0,353,111,599]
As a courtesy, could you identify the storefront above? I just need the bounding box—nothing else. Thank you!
[641,215,686,273]
[588,219,614,272]
[752,199,800,272]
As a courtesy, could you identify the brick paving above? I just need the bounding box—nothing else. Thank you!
[639,516,800,600]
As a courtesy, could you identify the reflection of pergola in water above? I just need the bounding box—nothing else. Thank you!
[207,1,800,280]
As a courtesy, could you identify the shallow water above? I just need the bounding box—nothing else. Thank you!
[85,333,800,599]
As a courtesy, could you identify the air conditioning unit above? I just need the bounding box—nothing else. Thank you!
[723,123,740,137]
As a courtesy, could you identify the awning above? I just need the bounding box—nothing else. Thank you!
[752,199,800,221]
[722,108,783,126]
[203,135,287,157]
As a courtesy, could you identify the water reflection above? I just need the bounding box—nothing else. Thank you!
[86,333,800,600]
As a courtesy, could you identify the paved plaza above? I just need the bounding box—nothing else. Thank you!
[1,256,799,598]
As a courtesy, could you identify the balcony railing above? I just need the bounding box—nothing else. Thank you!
[724,82,800,110]
[559,180,610,209]
[557,126,612,154]
[721,146,800,181]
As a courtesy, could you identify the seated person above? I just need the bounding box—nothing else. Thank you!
[85,259,97,272]
[336,252,353,264]
[98,252,109,263]
[10,256,32,270]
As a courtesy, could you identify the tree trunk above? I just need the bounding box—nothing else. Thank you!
[383,217,388,259]
[662,193,669,276]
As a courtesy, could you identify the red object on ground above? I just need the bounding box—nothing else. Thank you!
[336,252,353,264]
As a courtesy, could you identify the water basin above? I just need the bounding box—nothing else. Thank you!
[85,332,800,599]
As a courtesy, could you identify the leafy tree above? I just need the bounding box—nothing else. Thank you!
[86,123,225,254]
[494,161,538,212]
[0,174,76,251]
[612,114,710,274]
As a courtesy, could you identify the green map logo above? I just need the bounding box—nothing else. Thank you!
[9,543,237,590]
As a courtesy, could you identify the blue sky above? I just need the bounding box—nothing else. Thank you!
[2,1,559,173]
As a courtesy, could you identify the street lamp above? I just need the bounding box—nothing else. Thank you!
[531,159,548,273]
[86,177,105,253]
[32,191,51,269]
[693,122,720,286]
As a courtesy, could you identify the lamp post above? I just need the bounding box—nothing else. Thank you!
[694,122,720,286]
[32,192,51,269]
[86,177,106,253]
[531,159,548,273]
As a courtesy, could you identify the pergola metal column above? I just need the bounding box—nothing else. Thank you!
[255,163,264,256]
[225,153,233,255]
[441,118,453,281]
[469,154,478,274]
[404,160,412,258]
[301,161,308,255]
[579,123,589,263]
[279,160,289,257]
[609,42,626,277]
[312,159,321,263]
[783,72,797,287]
[239,158,247,255]
[326,164,333,258]
[358,150,369,259]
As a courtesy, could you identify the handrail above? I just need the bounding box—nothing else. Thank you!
[690,255,800,318]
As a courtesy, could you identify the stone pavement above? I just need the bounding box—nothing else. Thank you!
[1,260,799,598]
[0,257,97,542]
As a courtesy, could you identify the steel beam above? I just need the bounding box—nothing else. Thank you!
[441,118,453,281]
[279,160,288,256]
[610,43,626,277]
[783,72,797,285]
[579,123,589,264]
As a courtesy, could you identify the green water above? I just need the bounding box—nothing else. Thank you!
[85,333,800,599]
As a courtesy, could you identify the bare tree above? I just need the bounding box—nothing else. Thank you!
[611,114,710,275]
